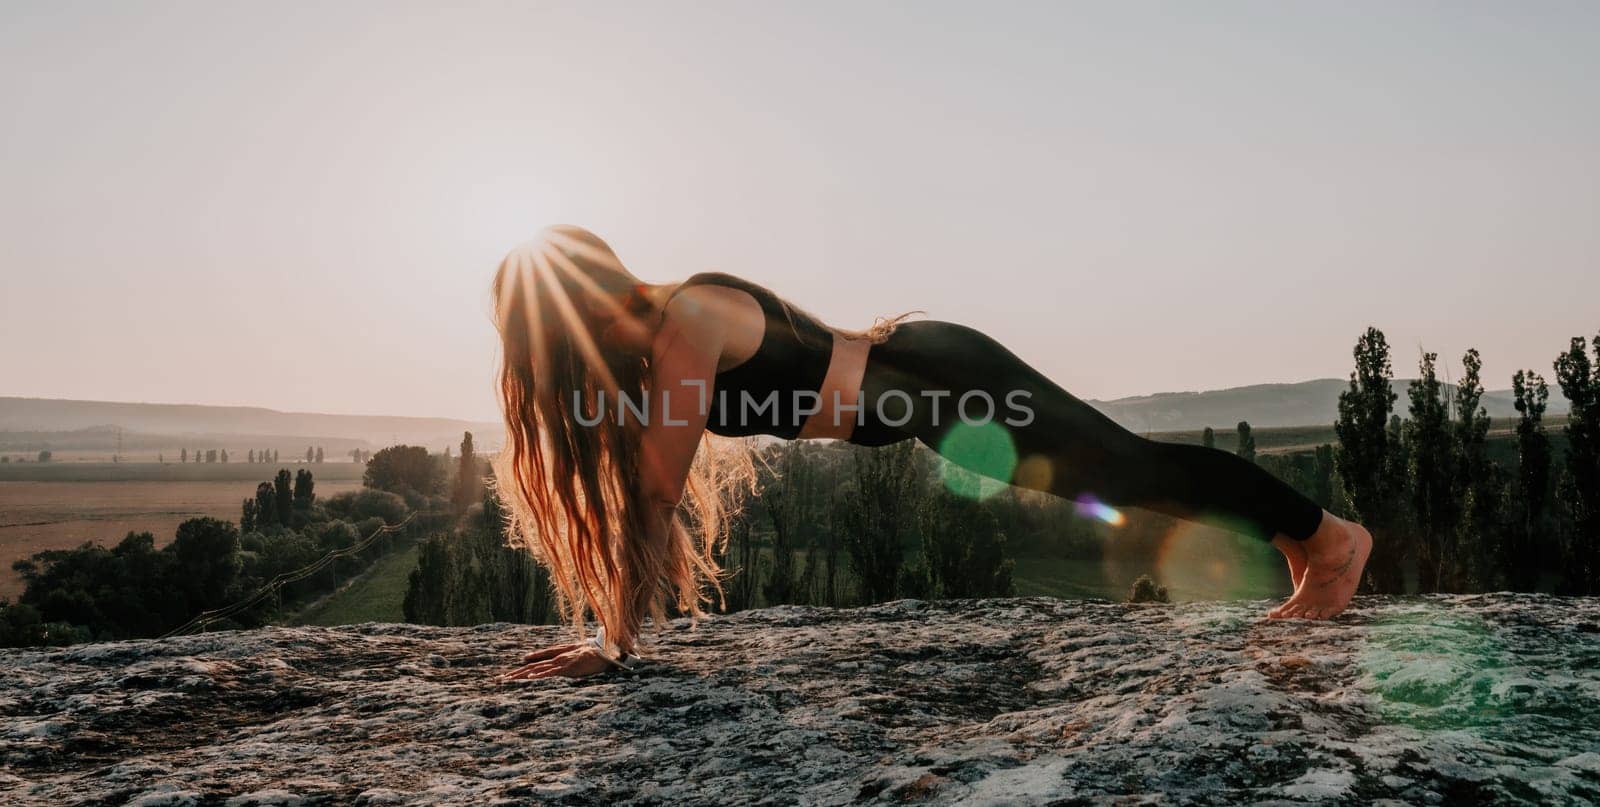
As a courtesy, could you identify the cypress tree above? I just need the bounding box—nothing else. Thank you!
[1553,334,1600,593]
[274,469,293,525]
[1452,348,1503,589]
[255,482,277,526]
[452,432,480,516]
[1335,327,1403,592]
[293,469,316,510]
[1511,369,1552,590]
[1405,350,1459,592]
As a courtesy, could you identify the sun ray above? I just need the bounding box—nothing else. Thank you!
[545,226,625,274]
[532,243,622,396]
[543,239,631,324]
[497,247,552,390]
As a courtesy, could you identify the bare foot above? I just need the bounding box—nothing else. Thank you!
[1266,513,1372,620]
[1267,535,1309,618]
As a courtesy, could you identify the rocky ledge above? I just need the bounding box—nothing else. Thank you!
[3,595,1599,806]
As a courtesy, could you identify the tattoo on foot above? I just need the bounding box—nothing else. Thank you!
[1314,545,1356,589]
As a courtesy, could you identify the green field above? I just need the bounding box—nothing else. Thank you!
[1010,548,1292,604]
[293,542,421,626]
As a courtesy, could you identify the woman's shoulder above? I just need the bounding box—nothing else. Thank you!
[656,274,769,363]
[678,271,770,297]
[661,273,764,330]
[667,272,776,318]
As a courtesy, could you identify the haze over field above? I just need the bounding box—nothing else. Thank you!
[0,377,1571,459]
[3,2,1598,424]
[0,396,500,455]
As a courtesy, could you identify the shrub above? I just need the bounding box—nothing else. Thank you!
[1128,574,1169,604]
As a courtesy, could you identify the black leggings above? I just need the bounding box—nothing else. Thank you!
[848,320,1324,541]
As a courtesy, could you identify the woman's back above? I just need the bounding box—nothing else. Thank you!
[664,272,834,439]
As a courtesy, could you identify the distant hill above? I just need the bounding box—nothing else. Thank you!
[1089,378,1570,433]
[0,380,1574,454]
[0,397,502,454]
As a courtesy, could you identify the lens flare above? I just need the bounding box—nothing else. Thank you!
[938,421,1017,500]
[1153,516,1285,601]
[1013,454,1053,491]
[1073,494,1126,527]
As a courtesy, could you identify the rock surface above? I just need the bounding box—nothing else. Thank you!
[3,594,1599,805]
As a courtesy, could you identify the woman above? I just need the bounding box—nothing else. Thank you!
[492,226,1372,680]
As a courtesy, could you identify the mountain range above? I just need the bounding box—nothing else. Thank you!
[1088,378,1569,433]
[0,378,1572,452]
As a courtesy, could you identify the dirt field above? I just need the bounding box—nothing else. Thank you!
[0,474,363,600]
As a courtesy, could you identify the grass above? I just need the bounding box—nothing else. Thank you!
[1010,555,1131,601]
[1012,535,1294,604]
[293,542,421,626]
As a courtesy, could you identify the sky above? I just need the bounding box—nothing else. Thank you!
[2,1,1597,423]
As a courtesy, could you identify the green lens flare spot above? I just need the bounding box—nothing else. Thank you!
[938,421,1017,500]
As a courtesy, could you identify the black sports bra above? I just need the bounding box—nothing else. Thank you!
[661,272,834,439]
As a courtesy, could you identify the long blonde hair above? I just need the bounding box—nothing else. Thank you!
[488,226,756,653]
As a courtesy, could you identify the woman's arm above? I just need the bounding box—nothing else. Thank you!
[612,292,727,656]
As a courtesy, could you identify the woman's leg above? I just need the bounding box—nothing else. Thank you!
[859,321,1322,540]
[857,320,1370,617]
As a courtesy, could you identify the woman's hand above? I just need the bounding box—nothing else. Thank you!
[497,643,617,680]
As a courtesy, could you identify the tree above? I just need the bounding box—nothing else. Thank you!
[915,480,1014,599]
[321,488,408,525]
[181,448,188,464]
[220,449,229,463]
[315,446,324,463]
[452,432,480,516]
[241,498,257,533]
[272,449,279,464]
[1335,327,1405,592]
[1201,427,1215,450]
[306,446,314,463]
[168,518,242,612]
[248,449,255,464]
[1,600,91,647]
[205,449,217,463]
[404,480,555,626]
[37,450,51,463]
[1235,421,1256,463]
[1405,350,1460,592]
[363,445,440,498]
[1311,444,1336,510]
[713,506,761,613]
[254,482,277,527]
[274,469,294,526]
[293,469,316,511]
[1510,369,1552,590]
[1451,348,1503,590]
[760,443,814,606]
[841,441,921,603]
[1554,334,1600,593]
